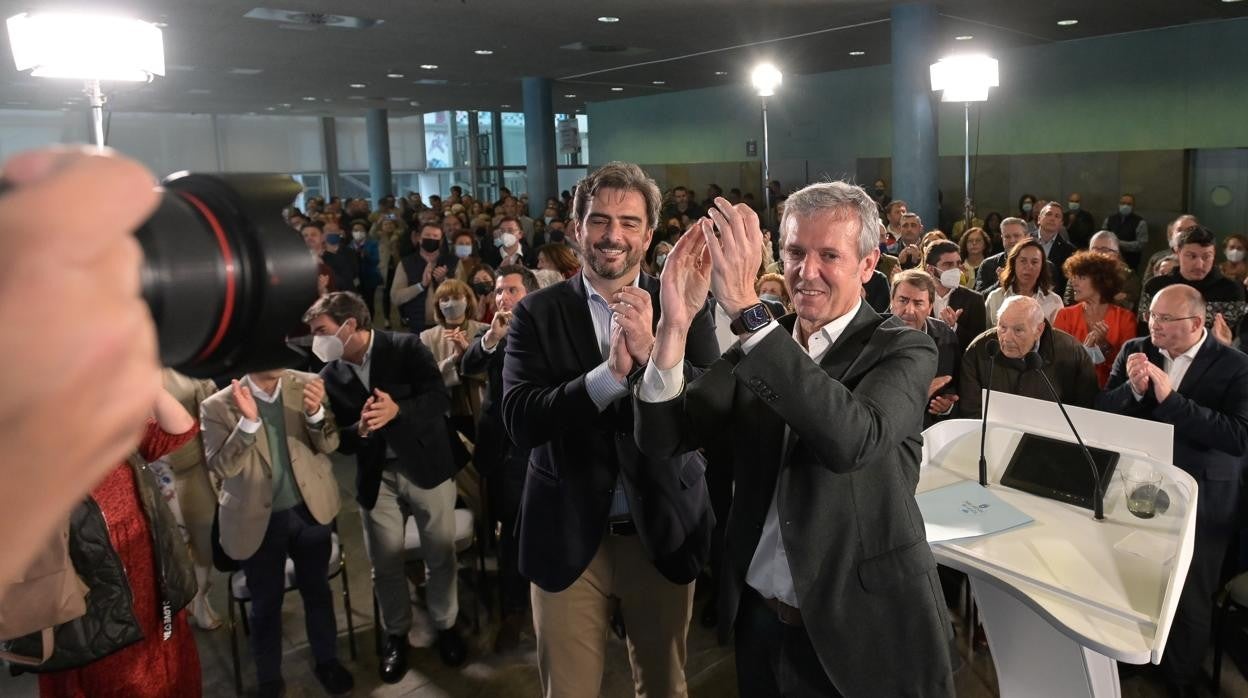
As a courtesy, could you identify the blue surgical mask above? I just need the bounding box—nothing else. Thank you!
[454,244,473,259]
[1119,204,1133,217]
[760,292,782,304]
[326,233,342,245]
[1021,202,1033,213]
[655,253,668,268]
[1067,201,1080,211]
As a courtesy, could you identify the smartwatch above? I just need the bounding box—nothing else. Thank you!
[729,302,773,335]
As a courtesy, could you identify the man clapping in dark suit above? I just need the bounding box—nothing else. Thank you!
[636,184,955,697]
[304,292,467,681]
[1096,284,1248,697]
[501,162,720,696]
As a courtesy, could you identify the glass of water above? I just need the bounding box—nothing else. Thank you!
[1120,462,1164,519]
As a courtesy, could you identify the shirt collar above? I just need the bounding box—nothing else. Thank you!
[582,269,640,304]
[343,329,376,369]
[793,299,862,357]
[244,375,282,404]
[1161,328,1206,363]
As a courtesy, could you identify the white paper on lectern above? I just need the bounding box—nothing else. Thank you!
[916,480,1034,542]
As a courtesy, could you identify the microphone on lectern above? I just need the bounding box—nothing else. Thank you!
[978,339,1000,487]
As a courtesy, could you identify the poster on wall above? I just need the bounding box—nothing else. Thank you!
[558,118,580,154]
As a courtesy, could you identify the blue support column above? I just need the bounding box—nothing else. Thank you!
[890,4,939,232]
[522,77,556,219]
[365,108,392,208]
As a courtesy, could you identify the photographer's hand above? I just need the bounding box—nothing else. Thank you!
[0,146,160,582]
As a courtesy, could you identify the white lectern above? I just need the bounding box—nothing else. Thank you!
[921,392,1197,698]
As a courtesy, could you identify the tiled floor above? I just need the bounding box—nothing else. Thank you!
[3,454,1246,697]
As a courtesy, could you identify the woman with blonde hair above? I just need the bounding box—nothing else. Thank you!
[419,279,489,439]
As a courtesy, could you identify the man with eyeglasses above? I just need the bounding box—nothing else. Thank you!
[1097,284,1248,697]
[1136,225,1247,337]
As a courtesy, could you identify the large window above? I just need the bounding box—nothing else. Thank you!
[501,112,526,167]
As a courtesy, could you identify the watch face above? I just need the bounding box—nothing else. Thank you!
[743,303,771,330]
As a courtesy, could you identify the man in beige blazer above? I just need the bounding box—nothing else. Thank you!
[201,368,352,697]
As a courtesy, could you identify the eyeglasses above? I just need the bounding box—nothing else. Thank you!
[1147,313,1198,324]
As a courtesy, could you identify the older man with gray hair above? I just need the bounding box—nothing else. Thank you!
[636,180,955,696]
[959,295,1098,419]
[1061,230,1142,310]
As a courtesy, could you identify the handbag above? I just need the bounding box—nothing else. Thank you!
[0,520,88,665]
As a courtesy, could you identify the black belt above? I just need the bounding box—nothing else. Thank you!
[607,519,637,536]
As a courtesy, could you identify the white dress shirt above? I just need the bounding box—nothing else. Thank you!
[237,374,324,434]
[1133,329,1206,401]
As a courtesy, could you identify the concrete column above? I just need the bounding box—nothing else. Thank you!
[365,108,392,208]
[522,77,556,219]
[320,116,339,198]
[890,4,939,231]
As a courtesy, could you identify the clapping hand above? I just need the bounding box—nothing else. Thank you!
[607,322,634,382]
[444,328,470,356]
[361,388,399,433]
[1213,313,1233,346]
[702,198,763,319]
[939,306,963,329]
[1084,320,1109,349]
[1125,352,1152,396]
[611,287,655,367]
[231,380,259,421]
[301,377,325,416]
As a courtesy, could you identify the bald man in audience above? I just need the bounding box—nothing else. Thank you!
[959,295,1098,419]
[1096,284,1248,696]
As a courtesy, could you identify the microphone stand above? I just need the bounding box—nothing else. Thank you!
[1025,351,1105,520]
[978,340,1000,487]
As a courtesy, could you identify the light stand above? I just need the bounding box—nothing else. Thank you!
[751,63,782,230]
[930,54,998,234]
[7,12,165,149]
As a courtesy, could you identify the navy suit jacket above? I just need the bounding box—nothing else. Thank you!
[501,272,720,591]
[1096,333,1248,535]
[320,330,458,509]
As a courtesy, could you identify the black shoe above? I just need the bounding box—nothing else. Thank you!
[379,634,409,684]
[438,626,467,667]
[314,659,354,695]
[257,678,285,698]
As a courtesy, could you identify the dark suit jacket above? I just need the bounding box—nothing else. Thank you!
[975,252,1058,294]
[461,328,522,477]
[1095,334,1248,535]
[320,330,457,509]
[635,305,955,697]
[501,272,721,592]
[945,285,987,352]
[1042,234,1076,296]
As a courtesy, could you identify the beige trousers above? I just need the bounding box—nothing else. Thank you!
[531,532,695,698]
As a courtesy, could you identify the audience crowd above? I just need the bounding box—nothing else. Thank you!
[10,162,1248,698]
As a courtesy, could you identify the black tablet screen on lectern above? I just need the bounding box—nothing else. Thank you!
[1000,433,1120,510]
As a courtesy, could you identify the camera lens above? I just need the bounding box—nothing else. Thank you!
[136,173,317,378]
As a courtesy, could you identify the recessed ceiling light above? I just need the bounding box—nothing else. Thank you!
[652,80,665,85]
[302,96,318,101]
[955,35,973,41]
[420,64,438,70]
[610,87,624,92]
[564,93,577,98]
[409,101,421,106]
[386,72,405,78]
[848,50,865,56]
[597,16,619,23]
[279,103,292,108]
[349,83,366,89]
[1223,0,1245,3]
[265,106,276,111]
[1056,19,1078,26]
[474,49,494,55]
[714,71,728,76]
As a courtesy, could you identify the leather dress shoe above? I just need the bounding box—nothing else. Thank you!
[379,634,409,684]
[314,659,354,695]
[438,626,467,667]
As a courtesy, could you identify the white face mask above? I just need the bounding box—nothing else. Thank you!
[352,230,366,242]
[312,322,352,362]
[939,268,962,290]
[497,232,518,249]
[439,298,467,319]
[1228,249,1245,263]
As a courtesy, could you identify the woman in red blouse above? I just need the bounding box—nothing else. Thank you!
[1053,252,1138,389]
[40,389,203,698]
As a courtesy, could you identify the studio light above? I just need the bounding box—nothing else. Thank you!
[931,54,999,230]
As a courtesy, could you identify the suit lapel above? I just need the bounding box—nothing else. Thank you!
[564,275,609,372]
[1177,333,1218,395]
[367,330,390,393]
[281,374,305,442]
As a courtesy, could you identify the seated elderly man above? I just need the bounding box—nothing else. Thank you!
[959,295,1098,419]
[889,269,960,425]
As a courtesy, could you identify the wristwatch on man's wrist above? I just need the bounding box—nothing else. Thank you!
[729,302,773,335]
